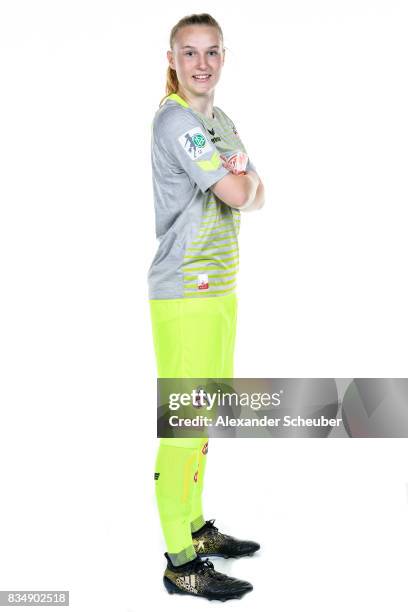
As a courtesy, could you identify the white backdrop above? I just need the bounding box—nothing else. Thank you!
[1,1,407,610]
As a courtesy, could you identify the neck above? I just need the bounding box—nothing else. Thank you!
[176,86,215,119]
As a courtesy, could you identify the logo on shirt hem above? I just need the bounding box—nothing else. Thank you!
[197,273,209,291]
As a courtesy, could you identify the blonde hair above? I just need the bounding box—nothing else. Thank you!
[159,13,224,107]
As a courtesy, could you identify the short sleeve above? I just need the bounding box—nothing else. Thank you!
[154,106,229,194]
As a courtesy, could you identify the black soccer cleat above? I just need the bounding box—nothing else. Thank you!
[163,552,253,601]
[192,519,261,558]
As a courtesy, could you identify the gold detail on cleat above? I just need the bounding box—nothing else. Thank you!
[196,538,205,551]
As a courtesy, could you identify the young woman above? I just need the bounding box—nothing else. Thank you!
[148,13,265,601]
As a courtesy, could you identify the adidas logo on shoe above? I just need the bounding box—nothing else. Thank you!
[175,575,198,594]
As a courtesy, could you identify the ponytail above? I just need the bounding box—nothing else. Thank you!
[159,66,179,107]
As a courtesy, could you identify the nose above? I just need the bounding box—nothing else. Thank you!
[196,53,210,71]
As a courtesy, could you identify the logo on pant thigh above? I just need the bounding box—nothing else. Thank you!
[201,442,208,455]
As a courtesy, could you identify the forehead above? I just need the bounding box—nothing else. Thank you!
[173,25,222,49]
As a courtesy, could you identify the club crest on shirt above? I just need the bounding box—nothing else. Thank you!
[178,127,212,160]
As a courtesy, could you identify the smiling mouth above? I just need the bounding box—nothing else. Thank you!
[193,74,211,81]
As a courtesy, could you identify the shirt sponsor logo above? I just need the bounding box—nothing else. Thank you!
[178,127,212,160]
[197,273,209,290]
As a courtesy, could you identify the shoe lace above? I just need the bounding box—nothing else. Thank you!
[193,557,226,581]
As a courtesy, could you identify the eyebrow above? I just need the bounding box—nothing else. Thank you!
[181,45,220,50]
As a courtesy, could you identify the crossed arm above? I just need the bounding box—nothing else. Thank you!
[211,165,265,212]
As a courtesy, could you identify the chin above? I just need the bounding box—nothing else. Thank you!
[192,81,216,91]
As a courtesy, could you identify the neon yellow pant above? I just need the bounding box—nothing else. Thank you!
[150,292,237,566]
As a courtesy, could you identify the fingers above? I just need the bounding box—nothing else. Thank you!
[220,152,248,175]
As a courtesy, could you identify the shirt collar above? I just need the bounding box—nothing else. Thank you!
[166,93,216,121]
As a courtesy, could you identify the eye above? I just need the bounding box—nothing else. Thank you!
[208,51,218,56]
[184,51,195,56]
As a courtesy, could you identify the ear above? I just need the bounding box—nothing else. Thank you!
[167,50,175,70]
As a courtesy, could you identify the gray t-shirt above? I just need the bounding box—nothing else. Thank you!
[148,93,255,300]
